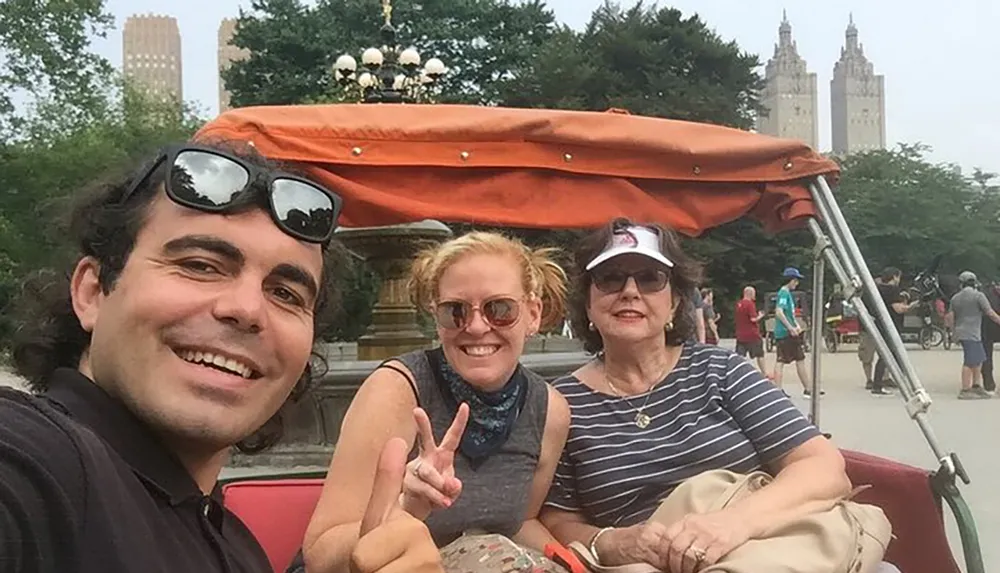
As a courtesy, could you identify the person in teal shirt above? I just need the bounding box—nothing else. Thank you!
[772,267,817,396]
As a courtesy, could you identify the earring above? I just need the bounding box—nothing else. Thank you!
[665,321,674,332]
[588,321,596,331]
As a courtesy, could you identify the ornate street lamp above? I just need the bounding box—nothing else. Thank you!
[332,0,448,103]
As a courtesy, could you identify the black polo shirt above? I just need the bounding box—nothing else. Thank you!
[0,368,271,573]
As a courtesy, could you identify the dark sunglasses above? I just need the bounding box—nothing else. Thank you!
[433,297,523,330]
[592,268,670,294]
[120,144,343,244]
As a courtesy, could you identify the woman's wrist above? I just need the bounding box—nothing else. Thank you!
[589,527,615,564]
[594,525,636,566]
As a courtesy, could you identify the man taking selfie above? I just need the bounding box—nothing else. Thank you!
[0,141,443,573]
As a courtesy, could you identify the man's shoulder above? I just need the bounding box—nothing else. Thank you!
[0,388,88,481]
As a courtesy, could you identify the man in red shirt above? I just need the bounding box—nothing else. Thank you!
[735,285,768,373]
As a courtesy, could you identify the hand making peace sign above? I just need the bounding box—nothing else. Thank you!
[400,403,471,520]
[350,438,443,573]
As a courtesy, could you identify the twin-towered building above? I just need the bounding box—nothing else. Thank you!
[756,12,886,155]
[121,15,247,113]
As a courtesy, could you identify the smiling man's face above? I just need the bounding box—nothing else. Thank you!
[71,189,324,453]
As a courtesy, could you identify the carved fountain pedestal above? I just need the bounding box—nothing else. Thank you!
[335,220,453,361]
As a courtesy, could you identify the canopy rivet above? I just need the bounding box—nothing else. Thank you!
[460,151,470,161]
[351,147,363,156]
[783,160,793,170]
[692,165,701,175]
[564,153,573,162]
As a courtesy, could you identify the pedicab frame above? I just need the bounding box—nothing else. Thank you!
[197,104,982,573]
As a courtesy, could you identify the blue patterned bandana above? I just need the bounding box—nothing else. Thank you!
[426,347,528,466]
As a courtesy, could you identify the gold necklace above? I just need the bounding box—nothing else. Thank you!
[604,369,664,429]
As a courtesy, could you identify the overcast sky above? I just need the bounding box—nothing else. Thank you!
[90,0,1000,174]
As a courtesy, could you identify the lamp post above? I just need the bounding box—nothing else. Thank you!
[332,0,448,103]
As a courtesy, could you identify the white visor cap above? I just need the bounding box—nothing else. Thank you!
[585,225,675,271]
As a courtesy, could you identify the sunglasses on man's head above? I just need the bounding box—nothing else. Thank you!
[591,268,670,294]
[120,145,343,244]
[433,297,523,330]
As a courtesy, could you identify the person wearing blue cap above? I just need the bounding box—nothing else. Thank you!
[772,267,816,396]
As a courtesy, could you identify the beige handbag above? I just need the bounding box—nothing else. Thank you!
[569,469,892,573]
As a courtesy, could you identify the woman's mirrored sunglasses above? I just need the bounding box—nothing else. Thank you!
[591,268,670,294]
[433,297,523,330]
[120,145,343,244]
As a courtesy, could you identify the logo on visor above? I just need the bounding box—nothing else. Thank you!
[611,230,639,249]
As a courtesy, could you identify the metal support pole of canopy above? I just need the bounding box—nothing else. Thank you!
[807,176,969,485]
[808,237,825,427]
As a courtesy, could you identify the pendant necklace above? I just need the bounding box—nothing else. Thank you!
[605,371,662,429]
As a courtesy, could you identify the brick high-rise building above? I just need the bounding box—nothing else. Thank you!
[123,14,183,100]
[756,11,819,150]
[831,15,886,154]
[218,18,249,112]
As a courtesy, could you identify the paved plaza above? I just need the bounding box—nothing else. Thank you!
[766,343,998,572]
[2,343,996,570]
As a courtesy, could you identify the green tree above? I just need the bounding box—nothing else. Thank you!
[224,0,558,108]
[503,1,764,129]
[0,0,115,139]
[834,144,998,278]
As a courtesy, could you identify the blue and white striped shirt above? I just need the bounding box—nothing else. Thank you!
[544,343,819,527]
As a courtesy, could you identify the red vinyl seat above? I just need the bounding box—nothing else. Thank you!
[842,449,961,573]
[223,452,962,573]
[222,478,325,573]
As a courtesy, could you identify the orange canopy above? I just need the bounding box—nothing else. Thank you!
[194,104,839,236]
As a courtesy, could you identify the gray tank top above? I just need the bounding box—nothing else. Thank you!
[393,350,549,546]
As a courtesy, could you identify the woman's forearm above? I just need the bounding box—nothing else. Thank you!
[512,518,561,552]
[544,518,638,567]
[303,521,361,573]
[723,456,851,538]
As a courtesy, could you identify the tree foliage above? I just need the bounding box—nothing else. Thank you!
[502,1,764,129]
[0,0,115,139]
[224,0,558,108]
[836,144,1000,280]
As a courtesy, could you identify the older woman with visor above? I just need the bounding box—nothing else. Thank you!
[302,231,572,573]
[538,218,859,573]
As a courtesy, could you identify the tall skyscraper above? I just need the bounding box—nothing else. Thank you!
[756,11,819,150]
[218,18,249,113]
[123,14,183,100]
[830,16,886,154]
